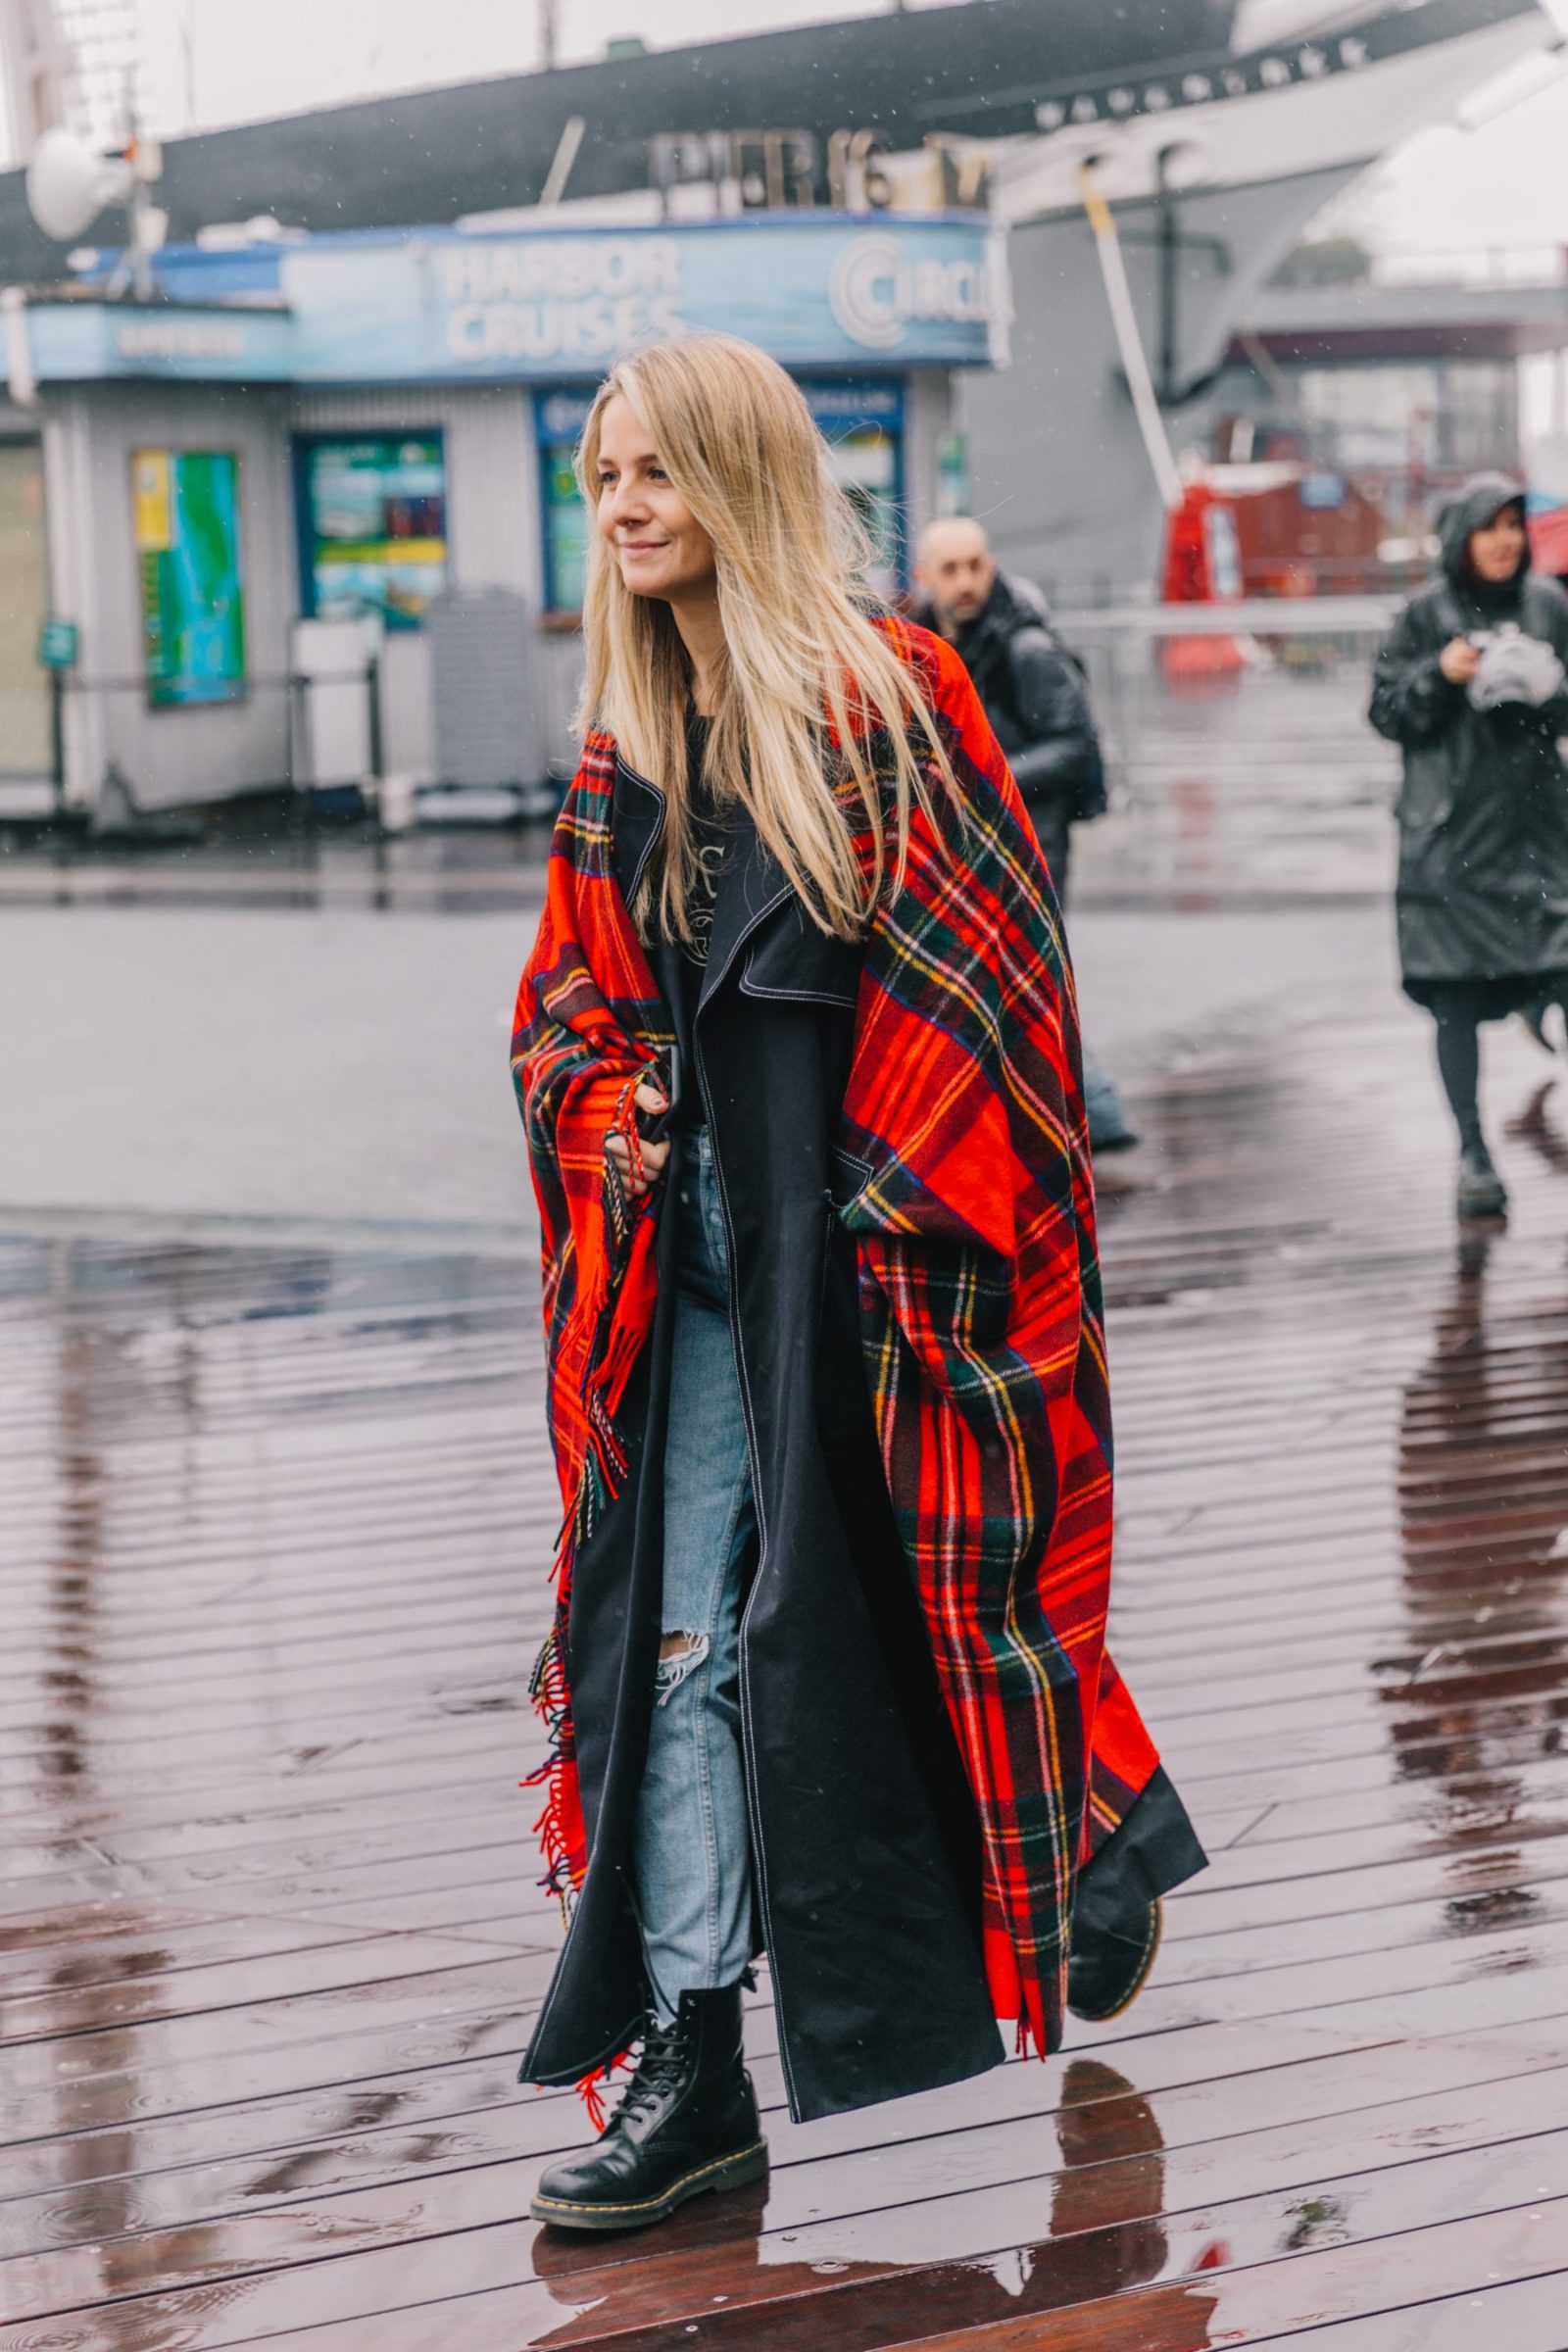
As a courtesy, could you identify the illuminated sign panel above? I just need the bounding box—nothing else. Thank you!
[281,218,1003,380]
[299,433,448,630]
[22,218,1004,388]
[131,450,247,707]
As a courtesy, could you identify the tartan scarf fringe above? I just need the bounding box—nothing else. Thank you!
[523,1622,576,1914]
[521,1148,653,1925]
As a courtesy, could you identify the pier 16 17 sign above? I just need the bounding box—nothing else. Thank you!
[281,216,1004,380]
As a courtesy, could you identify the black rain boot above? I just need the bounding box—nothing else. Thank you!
[1457,1140,1508,1220]
[1519,999,1561,1056]
[529,1985,766,2232]
[1067,1871,1163,2024]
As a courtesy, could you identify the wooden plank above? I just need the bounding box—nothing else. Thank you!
[24,2095,1568,2348]
[8,1008,1568,2346]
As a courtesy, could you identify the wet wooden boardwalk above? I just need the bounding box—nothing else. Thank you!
[8,1009,1568,2347]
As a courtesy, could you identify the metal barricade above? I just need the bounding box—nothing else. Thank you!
[1054,597,1405,903]
[13,666,382,824]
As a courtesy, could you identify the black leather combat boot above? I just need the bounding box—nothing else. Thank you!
[1067,1874,1163,2024]
[529,1984,766,2231]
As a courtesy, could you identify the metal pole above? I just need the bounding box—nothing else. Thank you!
[540,0,559,68]
[1158,156,1178,407]
[539,114,585,206]
[367,654,383,784]
[49,663,65,824]
[1077,162,1183,512]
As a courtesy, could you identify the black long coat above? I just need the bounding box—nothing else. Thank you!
[519,757,1004,2125]
[1371,473,1568,990]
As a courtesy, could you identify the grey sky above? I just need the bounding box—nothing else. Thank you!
[141,0,873,130]
[69,0,1568,254]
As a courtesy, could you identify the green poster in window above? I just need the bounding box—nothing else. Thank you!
[543,445,588,612]
[132,450,246,707]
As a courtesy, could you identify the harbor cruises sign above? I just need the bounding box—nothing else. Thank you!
[429,229,987,363]
[278,217,1003,380]
[18,218,1004,388]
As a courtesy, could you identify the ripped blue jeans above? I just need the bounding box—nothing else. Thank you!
[631,1124,758,2022]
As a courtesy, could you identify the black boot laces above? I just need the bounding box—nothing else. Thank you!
[612,2013,694,2132]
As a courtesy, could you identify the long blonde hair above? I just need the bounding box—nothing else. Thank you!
[576,334,955,945]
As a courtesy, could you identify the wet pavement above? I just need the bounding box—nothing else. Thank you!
[0,883,1394,1235]
[7,973,1568,2343]
[0,825,553,915]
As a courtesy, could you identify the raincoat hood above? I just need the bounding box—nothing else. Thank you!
[1440,472,1530,590]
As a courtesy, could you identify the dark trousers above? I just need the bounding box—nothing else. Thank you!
[1029,799,1072,906]
[1023,798,1138,1152]
[1431,980,1568,1151]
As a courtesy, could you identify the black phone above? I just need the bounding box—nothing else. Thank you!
[634,1044,681,1145]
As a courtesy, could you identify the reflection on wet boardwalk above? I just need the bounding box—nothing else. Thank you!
[8,1015,1568,2347]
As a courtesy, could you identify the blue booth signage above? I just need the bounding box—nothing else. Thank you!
[25,301,295,383]
[281,217,1002,381]
[20,216,1004,389]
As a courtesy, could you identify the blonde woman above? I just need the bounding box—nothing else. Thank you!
[512,335,1203,2233]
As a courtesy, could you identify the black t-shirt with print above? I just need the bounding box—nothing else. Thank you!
[662,711,737,1081]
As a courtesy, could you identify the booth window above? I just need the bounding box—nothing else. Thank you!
[537,392,594,616]
[535,380,906,617]
[132,449,247,709]
[808,381,905,603]
[296,433,448,630]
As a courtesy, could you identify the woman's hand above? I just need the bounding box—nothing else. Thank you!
[606,1080,671,1200]
[1440,637,1481,685]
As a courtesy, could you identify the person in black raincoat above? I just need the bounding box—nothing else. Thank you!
[1370,472,1568,1215]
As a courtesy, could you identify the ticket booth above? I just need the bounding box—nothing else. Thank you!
[12,211,1006,810]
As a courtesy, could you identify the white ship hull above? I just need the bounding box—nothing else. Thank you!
[966,4,1561,592]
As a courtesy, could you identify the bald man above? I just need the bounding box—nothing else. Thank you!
[914,519,1138,1152]
[913,518,1105,901]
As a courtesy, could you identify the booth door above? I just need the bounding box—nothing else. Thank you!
[0,441,50,778]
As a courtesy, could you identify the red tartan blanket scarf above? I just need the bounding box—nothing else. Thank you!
[511,620,1158,2059]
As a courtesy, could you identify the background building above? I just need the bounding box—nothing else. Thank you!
[1195,253,1568,581]
[0,0,1563,808]
[0,210,998,810]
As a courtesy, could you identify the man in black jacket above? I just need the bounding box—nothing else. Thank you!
[914,518,1135,1151]
[913,518,1106,899]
